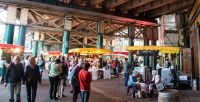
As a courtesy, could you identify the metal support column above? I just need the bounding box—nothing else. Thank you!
[97,20,104,68]
[3,24,15,63]
[17,26,26,46]
[97,34,103,68]
[128,38,134,64]
[83,37,87,48]
[62,31,70,55]
[144,40,149,66]
[33,40,38,57]
[40,41,44,51]
[151,40,157,70]
[32,31,40,57]
[128,23,134,66]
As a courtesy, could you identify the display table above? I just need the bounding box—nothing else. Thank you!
[89,70,98,80]
[103,70,111,79]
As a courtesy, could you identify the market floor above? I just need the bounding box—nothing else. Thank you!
[0,71,199,102]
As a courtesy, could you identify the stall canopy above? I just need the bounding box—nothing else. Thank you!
[125,46,180,54]
[0,43,24,53]
[44,51,62,56]
[69,48,111,54]
[112,51,128,55]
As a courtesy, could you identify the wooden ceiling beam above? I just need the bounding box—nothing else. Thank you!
[132,0,179,14]
[146,0,194,18]
[120,0,154,12]
[28,12,38,23]
[105,0,129,9]
[89,0,104,6]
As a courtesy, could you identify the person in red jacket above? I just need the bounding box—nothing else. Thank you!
[78,62,92,102]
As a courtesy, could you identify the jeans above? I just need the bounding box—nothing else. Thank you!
[8,83,21,102]
[116,67,119,77]
[26,83,38,102]
[72,86,80,102]
[130,83,138,96]
[49,76,60,98]
[80,91,90,102]
[39,69,43,79]
[124,73,129,86]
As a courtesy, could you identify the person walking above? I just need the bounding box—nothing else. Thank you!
[57,56,68,98]
[23,57,41,102]
[37,56,45,82]
[0,57,7,84]
[49,58,62,100]
[123,58,131,88]
[115,58,120,77]
[79,62,92,102]
[4,55,24,102]
[69,59,83,102]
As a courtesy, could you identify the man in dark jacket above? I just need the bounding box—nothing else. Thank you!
[4,55,24,102]
[57,56,68,97]
[115,58,120,77]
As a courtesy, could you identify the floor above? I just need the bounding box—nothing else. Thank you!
[0,70,199,102]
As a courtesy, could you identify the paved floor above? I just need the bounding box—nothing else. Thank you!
[0,71,199,102]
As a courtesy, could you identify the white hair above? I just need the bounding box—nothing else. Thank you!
[152,70,157,74]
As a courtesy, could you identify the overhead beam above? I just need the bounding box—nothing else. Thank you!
[132,0,179,14]
[46,33,62,43]
[89,0,104,6]
[31,10,62,29]
[0,0,159,26]
[28,12,37,23]
[146,0,194,18]
[105,0,129,9]
[120,0,154,12]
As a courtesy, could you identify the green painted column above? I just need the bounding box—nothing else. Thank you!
[97,34,103,49]
[97,34,103,68]
[62,31,70,55]
[128,23,135,66]
[151,40,157,70]
[30,34,34,50]
[17,26,26,46]
[83,44,87,48]
[128,38,134,65]
[33,40,38,57]
[3,24,15,63]
[40,41,44,51]
[40,41,44,56]
[144,40,149,66]
[4,24,15,44]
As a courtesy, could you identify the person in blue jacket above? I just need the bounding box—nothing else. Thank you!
[127,70,140,98]
[37,56,45,82]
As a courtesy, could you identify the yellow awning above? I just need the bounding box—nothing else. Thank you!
[69,48,111,54]
[125,46,180,54]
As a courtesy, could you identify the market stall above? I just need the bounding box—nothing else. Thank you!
[69,48,111,80]
[125,46,181,88]
[0,43,24,63]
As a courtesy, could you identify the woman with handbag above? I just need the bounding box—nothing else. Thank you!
[0,57,7,84]
[23,57,41,102]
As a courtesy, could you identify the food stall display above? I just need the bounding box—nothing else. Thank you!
[0,43,24,63]
[69,48,111,80]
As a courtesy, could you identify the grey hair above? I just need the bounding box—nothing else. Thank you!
[152,70,157,74]
[13,55,21,63]
[132,70,138,76]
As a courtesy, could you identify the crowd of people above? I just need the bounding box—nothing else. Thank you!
[0,54,177,101]
[0,54,92,102]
